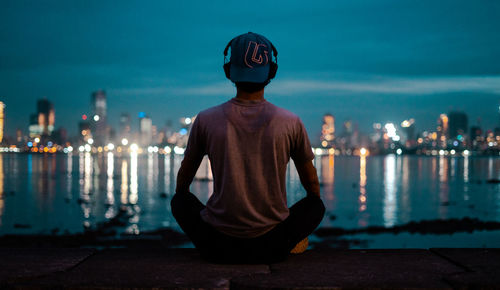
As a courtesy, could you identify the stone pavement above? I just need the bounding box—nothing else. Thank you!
[0,248,499,289]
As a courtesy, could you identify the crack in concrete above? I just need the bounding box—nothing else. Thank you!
[429,249,473,272]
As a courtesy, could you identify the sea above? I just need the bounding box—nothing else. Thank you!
[0,152,499,248]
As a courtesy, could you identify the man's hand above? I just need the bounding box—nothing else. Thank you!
[295,160,321,198]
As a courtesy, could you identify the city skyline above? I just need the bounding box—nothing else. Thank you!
[1,0,499,138]
[2,91,497,157]
[1,89,500,145]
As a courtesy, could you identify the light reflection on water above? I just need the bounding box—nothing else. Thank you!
[0,153,499,244]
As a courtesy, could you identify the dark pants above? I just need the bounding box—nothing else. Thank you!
[171,192,325,264]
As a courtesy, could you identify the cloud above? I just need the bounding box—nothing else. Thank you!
[110,75,500,98]
[268,75,500,96]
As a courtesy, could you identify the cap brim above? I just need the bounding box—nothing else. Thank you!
[229,64,270,83]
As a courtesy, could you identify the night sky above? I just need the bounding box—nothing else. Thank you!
[1,0,499,140]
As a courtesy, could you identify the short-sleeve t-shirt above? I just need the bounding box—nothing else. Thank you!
[183,97,314,238]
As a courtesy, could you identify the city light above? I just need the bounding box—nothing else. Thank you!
[130,143,139,152]
[67,146,73,152]
[2,92,499,157]
[173,146,185,155]
[385,123,400,141]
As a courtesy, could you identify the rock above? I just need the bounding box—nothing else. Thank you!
[14,224,32,229]
[486,179,500,184]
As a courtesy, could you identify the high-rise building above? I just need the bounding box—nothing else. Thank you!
[498,105,500,127]
[0,102,4,143]
[320,114,335,148]
[91,90,107,144]
[139,113,152,146]
[29,98,55,139]
[469,126,483,149]
[401,119,416,147]
[119,113,131,139]
[79,118,91,143]
[448,111,468,140]
[437,114,448,148]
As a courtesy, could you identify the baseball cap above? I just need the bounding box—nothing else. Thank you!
[227,32,274,83]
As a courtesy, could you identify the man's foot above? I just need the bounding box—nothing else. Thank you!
[290,237,308,254]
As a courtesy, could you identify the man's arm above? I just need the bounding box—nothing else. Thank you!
[295,160,321,198]
[175,114,206,194]
[175,157,203,194]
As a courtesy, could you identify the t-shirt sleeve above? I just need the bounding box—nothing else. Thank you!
[290,118,315,164]
[183,115,206,162]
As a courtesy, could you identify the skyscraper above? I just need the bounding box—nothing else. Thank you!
[470,126,483,150]
[29,98,55,139]
[401,119,416,147]
[320,114,335,148]
[119,113,131,140]
[139,113,152,146]
[0,102,4,143]
[437,114,448,148]
[448,111,468,140]
[91,90,107,144]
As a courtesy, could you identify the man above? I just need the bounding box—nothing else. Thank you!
[171,32,325,264]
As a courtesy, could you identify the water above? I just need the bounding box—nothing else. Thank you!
[0,153,499,248]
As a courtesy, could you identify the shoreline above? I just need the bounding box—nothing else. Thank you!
[1,217,500,249]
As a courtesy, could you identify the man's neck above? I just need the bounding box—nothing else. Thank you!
[235,88,265,102]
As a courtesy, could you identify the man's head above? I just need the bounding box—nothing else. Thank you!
[223,32,278,92]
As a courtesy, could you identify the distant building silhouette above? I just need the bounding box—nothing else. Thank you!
[91,90,107,145]
[437,114,448,148]
[0,102,4,143]
[400,119,415,147]
[139,112,152,146]
[119,113,131,140]
[470,126,483,150]
[29,98,55,140]
[448,111,468,140]
[79,118,91,143]
[320,114,335,148]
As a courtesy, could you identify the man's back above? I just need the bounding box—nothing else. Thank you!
[185,97,314,238]
[171,32,324,263]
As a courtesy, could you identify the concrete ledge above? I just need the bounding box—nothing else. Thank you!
[0,248,95,285]
[1,248,499,289]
